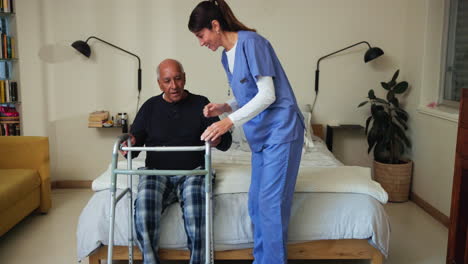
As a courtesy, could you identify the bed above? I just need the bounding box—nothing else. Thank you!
[77,124,390,264]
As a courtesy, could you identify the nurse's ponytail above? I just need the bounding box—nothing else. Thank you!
[188,0,256,33]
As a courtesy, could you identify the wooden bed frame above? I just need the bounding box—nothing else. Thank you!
[88,239,383,264]
[87,125,384,263]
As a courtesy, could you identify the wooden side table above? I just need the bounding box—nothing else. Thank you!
[325,124,364,152]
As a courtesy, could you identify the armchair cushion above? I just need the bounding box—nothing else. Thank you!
[0,169,40,211]
[0,136,51,212]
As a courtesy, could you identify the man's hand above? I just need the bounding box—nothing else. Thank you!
[201,118,233,142]
[119,134,136,157]
[203,103,231,117]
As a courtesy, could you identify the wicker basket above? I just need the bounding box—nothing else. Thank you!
[373,160,413,202]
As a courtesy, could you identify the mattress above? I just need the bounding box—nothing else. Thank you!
[77,139,390,261]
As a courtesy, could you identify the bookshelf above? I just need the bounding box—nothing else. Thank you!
[0,1,19,136]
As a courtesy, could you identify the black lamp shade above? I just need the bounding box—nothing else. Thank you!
[72,40,91,57]
[364,47,384,63]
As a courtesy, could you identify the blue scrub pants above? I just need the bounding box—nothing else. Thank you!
[248,135,304,264]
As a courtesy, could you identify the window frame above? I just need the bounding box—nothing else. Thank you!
[439,0,464,108]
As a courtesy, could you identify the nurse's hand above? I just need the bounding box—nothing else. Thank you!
[201,118,233,142]
[209,137,221,148]
[203,103,232,117]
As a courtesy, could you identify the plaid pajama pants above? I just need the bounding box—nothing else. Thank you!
[134,174,206,264]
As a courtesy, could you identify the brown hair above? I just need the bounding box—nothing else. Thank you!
[188,0,256,33]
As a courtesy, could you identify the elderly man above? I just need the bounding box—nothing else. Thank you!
[125,59,232,264]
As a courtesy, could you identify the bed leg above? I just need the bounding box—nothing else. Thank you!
[89,254,100,264]
[370,252,383,264]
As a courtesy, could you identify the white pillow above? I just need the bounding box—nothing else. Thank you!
[300,110,315,149]
[230,123,251,152]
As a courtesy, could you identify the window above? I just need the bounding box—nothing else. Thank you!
[442,0,468,104]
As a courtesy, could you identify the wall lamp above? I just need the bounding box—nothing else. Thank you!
[71,36,142,94]
[315,41,384,95]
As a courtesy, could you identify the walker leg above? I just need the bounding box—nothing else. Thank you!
[204,142,214,264]
[107,190,117,264]
[127,183,134,264]
[127,145,134,264]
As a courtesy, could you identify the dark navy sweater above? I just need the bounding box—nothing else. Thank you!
[130,91,232,170]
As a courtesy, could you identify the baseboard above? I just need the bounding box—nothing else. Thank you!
[410,192,450,228]
[51,180,92,189]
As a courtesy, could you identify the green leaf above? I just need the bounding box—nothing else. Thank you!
[391,69,400,82]
[395,107,409,117]
[395,125,411,149]
[371,104,384,117]
[394,115,408,129]
[374,142,389,162]
[367,127,378,154]
[374,98,389,105]
[387,91,395,102]
[358,101,368,108]
[381,82,390,90]
[374,109,390,123]
[390,98,399,107]
[397,138,404,153]
[393,81,408,94]
[395,110,408,121]
[365,116,372,135]
[368,89,376,99]
[387,80,396,89]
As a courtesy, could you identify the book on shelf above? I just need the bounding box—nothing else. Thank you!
[0,81,3,102]
[9,81,16,101]
[2,0,7,13]
[10,36,14,58]
[6,36,11,58]
[0,123,19,136]
[0,0,12,14]
[3,80,7,101]
[3,34,7,59]
[88,121,103,128]
[0,17,6,35]
[0,103,19,120]
[0,61,12,79]
[88,110,109,122]
[0,80,17,102]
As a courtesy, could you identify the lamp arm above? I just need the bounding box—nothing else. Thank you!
[314,41,371,94]
[86,36,141,68]
[86,36,142,92]
[316,41,371,70]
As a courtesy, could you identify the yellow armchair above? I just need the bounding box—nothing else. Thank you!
[0,136,51,236]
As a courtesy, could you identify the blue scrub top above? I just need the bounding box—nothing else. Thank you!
[221,31,305,152]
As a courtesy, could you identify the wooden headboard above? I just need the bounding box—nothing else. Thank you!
[311,124,324,141]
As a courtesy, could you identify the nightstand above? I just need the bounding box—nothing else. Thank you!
[326,124,364,152]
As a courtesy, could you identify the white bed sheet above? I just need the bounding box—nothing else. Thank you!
[77,140,390,261]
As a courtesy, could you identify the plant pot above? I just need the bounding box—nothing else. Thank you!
[373,160,413,202]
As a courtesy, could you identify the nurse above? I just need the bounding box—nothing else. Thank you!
[188,1,305,263]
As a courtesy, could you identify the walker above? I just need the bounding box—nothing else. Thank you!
[107,134,214,264]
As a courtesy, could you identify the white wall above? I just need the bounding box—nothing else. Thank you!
[14,0,457,215]
[400,0,458,216]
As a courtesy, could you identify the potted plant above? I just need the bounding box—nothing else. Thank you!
[358,69,412,202]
